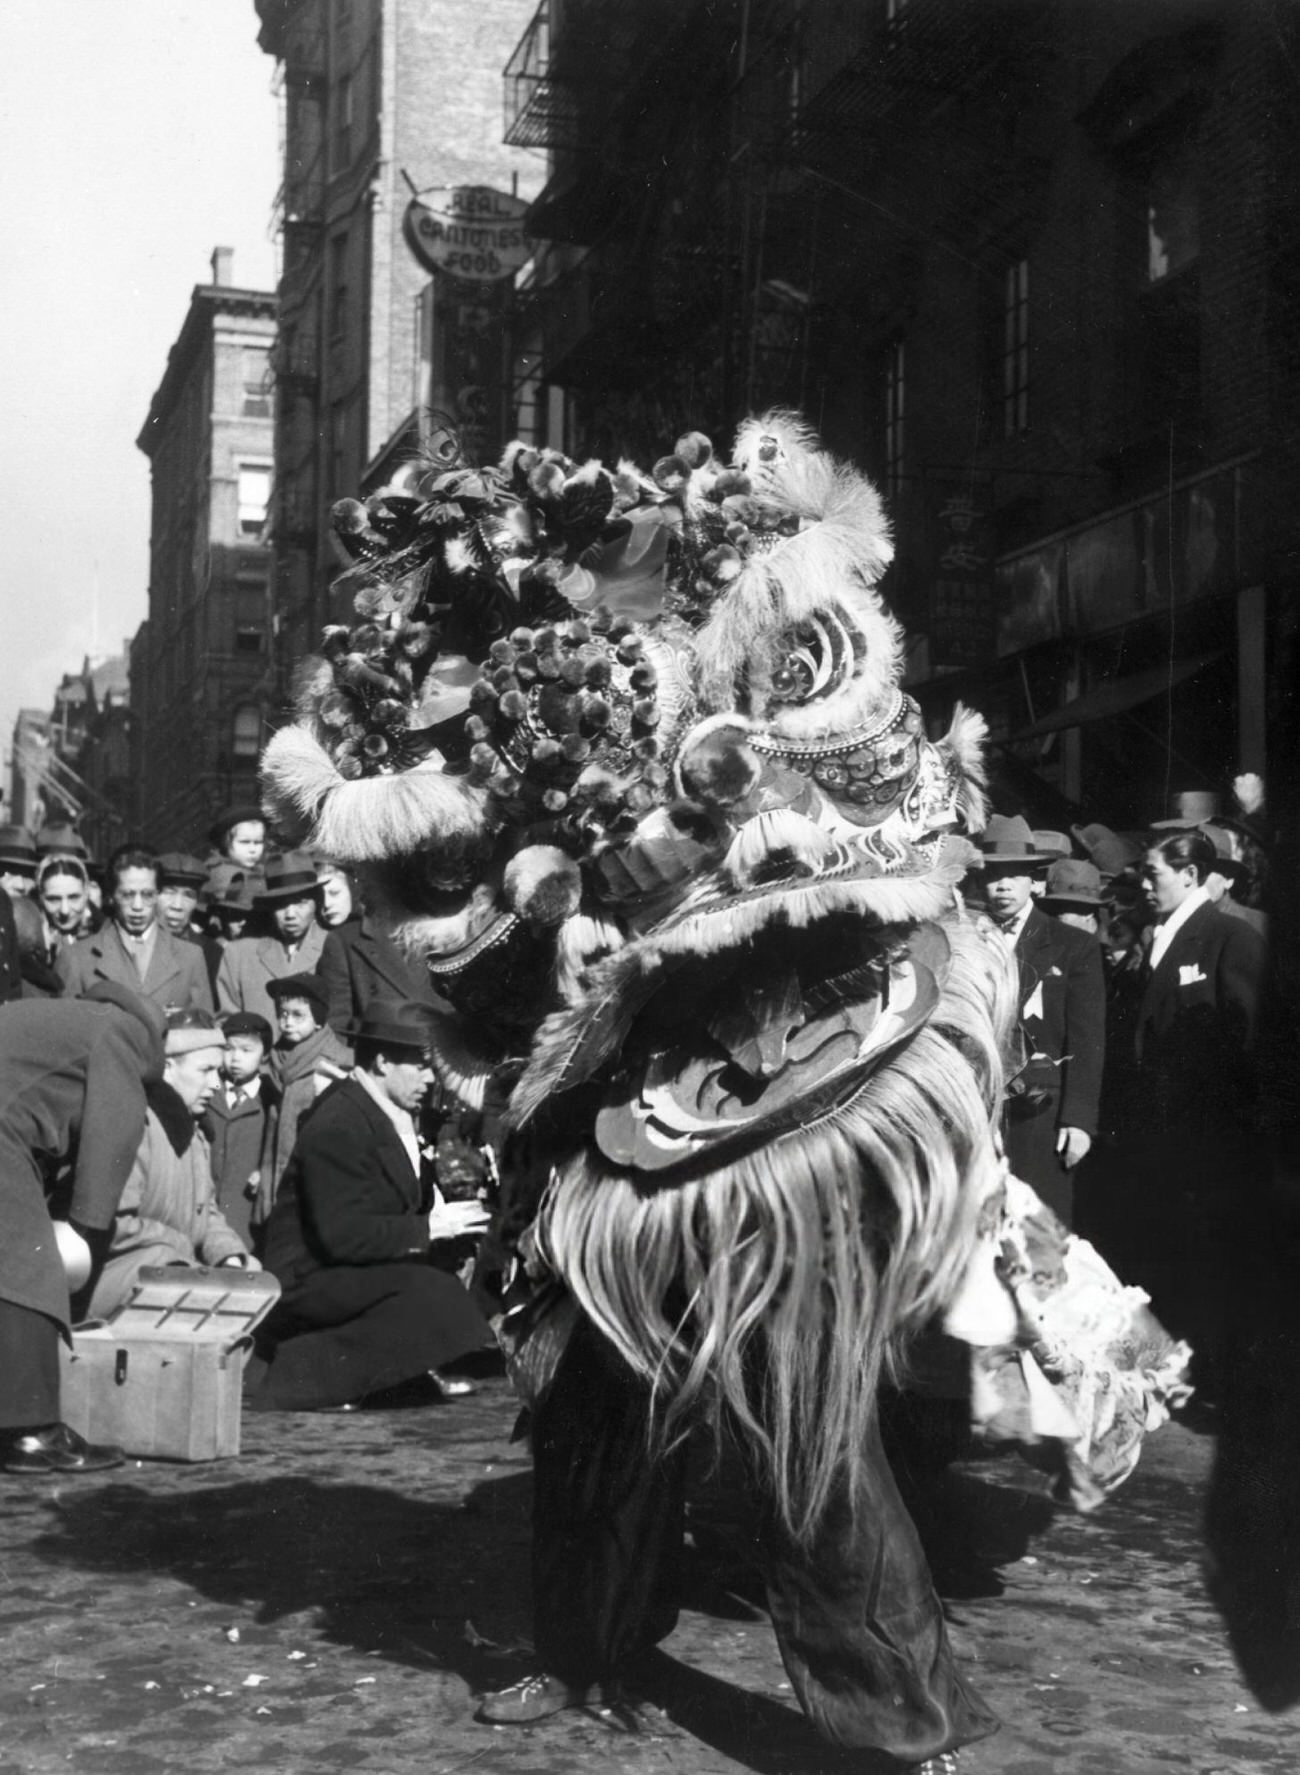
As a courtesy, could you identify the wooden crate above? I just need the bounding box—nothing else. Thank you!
[60,1268,281,1462]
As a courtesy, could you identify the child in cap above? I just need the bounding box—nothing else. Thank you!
[255,974,351,1229]
[203,1012,281,1250]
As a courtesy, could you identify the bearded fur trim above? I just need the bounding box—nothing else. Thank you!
[425,1009,501,1112]
[260,724,488,863]
[694,422,897,717]
[509,835,975,1126]
[535,913,1017,1543]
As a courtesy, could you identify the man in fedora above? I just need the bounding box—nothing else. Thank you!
[250,997,491,1412]
[973,815,1105,1226]
[57,845,214,1015]
[0,825,38,899]
[216,851,328,1026]
[1040,857,1105,937]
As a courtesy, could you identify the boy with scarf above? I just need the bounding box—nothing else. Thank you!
[254,974,350,1232]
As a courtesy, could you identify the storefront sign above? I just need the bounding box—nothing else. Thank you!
[929,485,996,668]
[402,186,531,283]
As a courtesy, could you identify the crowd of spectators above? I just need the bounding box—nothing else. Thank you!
[0,780,1276,1471]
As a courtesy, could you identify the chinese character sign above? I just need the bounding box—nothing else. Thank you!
[929,484,995,668]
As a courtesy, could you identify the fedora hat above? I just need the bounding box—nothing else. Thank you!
[254,851,322,906]
[343,995,434,1053]
[157,851,209,891]
[972,814,1055,865]
[1150,789,1220,831]
[1041,858,1104,907]
[35,820,88,860]
[0,824,38,873]
[1198,822,1246,882]
[1071,823,1144,879]
[209,804,266,849]
[1032,829,1072,860]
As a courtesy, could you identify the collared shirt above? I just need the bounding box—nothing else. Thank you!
[353,1066,421,1176]
[990,899,1035,949]
[226,1080,262,1111]
[119,921,158,980]
[1148,884,1211,972]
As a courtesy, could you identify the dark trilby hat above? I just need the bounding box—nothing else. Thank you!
[209,804,266,849]
[1042,858,1104,907]
[266,971,330,1023]
[1071,822,1144,879]
[35,820,88,859]
[157,851,208,890]
[343,995,434,1053]
[972,814,1056,865]
[254,851,321,905]
[0,824,37,872]
[1198,822,1246,882]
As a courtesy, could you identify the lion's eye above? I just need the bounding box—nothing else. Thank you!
[769,616,849,704]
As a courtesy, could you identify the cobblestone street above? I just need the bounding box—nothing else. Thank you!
[1,1378,1295,1775]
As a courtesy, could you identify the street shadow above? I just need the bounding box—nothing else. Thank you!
[28,1468,537,1693]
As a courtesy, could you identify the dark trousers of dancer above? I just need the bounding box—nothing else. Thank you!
[530,1318,998,1763]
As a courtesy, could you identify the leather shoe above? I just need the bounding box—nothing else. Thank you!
[428,1370,477,1399]
[475,1671,605,1723]
[0,1422,125,1474]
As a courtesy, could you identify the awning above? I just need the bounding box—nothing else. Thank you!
[1011,653,1222,740]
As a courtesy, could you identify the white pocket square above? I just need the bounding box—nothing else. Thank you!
[1179,963,1208,986]
[1022,982,1045,1020]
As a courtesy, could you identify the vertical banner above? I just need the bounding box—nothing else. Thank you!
[928,481,996,668]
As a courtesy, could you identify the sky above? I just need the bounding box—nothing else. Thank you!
[0,0,280,778]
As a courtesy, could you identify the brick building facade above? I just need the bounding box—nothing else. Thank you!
[254,0,540,701]
[130,250,278,849]
[506,0,1300,824]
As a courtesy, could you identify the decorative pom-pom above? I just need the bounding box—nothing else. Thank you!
[641,762,669,790]
[711,469,753,499]
[350,623,384,654]
[499,689,528,721]
[541,789,569,813]
[503,844,582,925]
[371,697,410,731]
[398,622,435,658]
[652,454,691,494]
[720,494,761,527]
[469,679,498,709]
[331,497,369,534]
[536,653,561,681]
[674,430,713,469]
[529,461,566,499]
[489,638,515,665]
[563,619,591,645]
[336,753,364,780]
[559,657,587,688]
[679,727,762,806]
[468,742,498,784]
[362,733,389,761]
[534,627,558,652]
[633,736,661,760]
[584,655,612,688]
[561,734,590,763]
[318,691,353,729]
[580,695,611,731]
[510,626,536,650]
[702,544,743,582]
[615,640,644,667]
[532,738,563,769]
[465,715,490,743]
[632,697,659,727]
[491,666,519,694]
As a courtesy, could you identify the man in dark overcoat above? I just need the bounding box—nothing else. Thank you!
[317,905,444,1035]
[249,997,490,1411]
[56,846,213,1014]
[0,983,165,1472]
[1124,827,1267,1396]
[974,816,1105,1226]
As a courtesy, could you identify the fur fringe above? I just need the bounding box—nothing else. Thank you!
[939,703,991,834]
[509,837,972,1128]
[259,725,487,863]
[535,914,1018,1543]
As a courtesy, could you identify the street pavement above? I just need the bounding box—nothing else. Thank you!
[1,1375,1296,1775]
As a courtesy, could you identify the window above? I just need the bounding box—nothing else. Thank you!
[885,338,905,496]
[243,348,271,417]
[231,705,262,759]
[1003,258,1030,436]
[237,465,272,536]
[334,74,353,171]
[1147,146,1199,282]
[234,627,264,655]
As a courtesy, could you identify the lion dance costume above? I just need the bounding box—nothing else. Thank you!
[263,414,1190,1770]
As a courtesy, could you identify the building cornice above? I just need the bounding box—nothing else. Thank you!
[137,286,278,457]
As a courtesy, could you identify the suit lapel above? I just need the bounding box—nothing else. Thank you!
[345,1079,418,1197]
[359,920,418,998]
[142,928,182,996]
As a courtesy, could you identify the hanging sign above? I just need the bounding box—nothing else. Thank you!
[402,186,531,283]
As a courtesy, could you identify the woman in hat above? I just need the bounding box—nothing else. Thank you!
[249,997,492,1412]
[215,852,329,1026]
